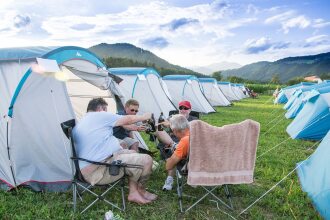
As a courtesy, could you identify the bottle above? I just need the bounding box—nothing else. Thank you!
[158,112,165,131]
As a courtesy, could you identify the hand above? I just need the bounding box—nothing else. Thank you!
[137,124,147,132]
[142,112,152,121]
[158,120,170,128]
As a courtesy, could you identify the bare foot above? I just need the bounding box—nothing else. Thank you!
[142,191,158,201]
[128,191,152,204]
[138,188,158,201]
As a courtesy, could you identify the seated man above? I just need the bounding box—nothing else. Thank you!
[113,99,147,151]
[73,98,157,204]
[165,114,190,181]
[155,100,197,191]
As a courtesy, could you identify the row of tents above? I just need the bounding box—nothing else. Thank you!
[110,67,250,118]
[274,81,330,219]
[0,46,249,192]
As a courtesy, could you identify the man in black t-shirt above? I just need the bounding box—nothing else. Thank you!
[113,99,147,151]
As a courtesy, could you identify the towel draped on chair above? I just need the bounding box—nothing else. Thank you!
[188,119,260,186]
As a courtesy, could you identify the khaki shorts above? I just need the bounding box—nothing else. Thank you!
[119,137,139,149]
[82,150,152,186]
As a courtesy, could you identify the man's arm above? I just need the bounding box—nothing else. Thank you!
[115,113,151,127]
[165,154,181,171]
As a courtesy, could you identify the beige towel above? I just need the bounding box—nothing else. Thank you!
[187,119,260,186]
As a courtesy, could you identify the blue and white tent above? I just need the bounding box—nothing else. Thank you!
[108,67,177,118]
[285,82,330,119]
[286,86,330,140]
[198,78,231,106]
[162,75,215,113]
[0,46,122,191]
[275,82,315,104]
[297,130,330,219]
[217,82,241,101]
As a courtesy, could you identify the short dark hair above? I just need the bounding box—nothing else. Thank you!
[87,98,108,112]
[125,99,139,108]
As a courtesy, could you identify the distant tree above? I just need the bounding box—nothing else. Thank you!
[212,71,222,81]
[287,77,305,85]
[320,73,330,80]
[226,76,245,83]
[269,74,280,84]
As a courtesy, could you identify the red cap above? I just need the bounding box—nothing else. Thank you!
[178,100,191,109]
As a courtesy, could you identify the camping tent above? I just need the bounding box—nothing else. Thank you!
[274,82,315,104]
[285,82,330,119]
[297,130,330,219]
[0,46,123,191]
[231,83,246,100]
[286,86,330,140]
[108,67,177,118]
[217,82,240,101]
[198,78,231,106]
[162,75,215,113]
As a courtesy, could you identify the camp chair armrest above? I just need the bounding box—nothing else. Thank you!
[70,157,143,169]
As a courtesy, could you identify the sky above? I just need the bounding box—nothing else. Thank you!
[1,0,330,67]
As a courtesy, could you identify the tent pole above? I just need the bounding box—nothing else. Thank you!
[6,119,17,189]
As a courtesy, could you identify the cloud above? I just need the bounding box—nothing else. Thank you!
[70,23,95,31]
[162,18,199,31]
[265,11,311,34]
[245,37,272,54]
[13,15,31,28]
[304,34,329,47]
[264,10,295,24]
[313,18,330,28]
[273,42,290,49]
[245,37,290,54]
[140,37,169,49]
[282,15,310,33]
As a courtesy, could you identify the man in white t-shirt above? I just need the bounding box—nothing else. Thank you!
[73,98,157,204]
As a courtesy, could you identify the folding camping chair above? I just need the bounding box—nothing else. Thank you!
[176,119,260,213]
[176,156,233,213]
[61,119,132,214]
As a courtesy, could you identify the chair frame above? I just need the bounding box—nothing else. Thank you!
[61,119,128,214]
[175,154,234,213]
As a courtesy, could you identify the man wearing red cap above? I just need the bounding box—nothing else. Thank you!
[155,100,197,191]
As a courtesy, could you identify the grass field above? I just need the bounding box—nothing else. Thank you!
[0,95,321,219]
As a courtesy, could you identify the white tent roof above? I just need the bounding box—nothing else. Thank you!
[162,75,215,113]
[108,67,177,118]
[217,82,241,101]
[198,78,231,106]
[0,46,122,191]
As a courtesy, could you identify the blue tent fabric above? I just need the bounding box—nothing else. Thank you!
[286,87,330,140]
[109,67,160,78]
[285,83,330,119]
[275,82,315,104]
[297,130,330,219]
[162,74,198,81]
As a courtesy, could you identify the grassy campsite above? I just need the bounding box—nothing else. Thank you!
[0,94,320,219]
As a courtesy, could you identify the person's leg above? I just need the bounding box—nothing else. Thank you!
[127,179,151,204]
[155,130,174,146]
[116,151,157,201]
[136,157,157,201]
[163,169,175,191]
[120,137,139,152]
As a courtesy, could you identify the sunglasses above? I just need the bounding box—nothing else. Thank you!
[130,109,138,113]
[179,106,190,110]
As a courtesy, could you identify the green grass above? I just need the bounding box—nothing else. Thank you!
[0,95,321,219]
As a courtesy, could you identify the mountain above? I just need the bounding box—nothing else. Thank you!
[222,52,330,83]
[89,43,199,75]
[190,62,242,75]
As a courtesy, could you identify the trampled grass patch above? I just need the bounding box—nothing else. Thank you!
[0,95,321,219]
